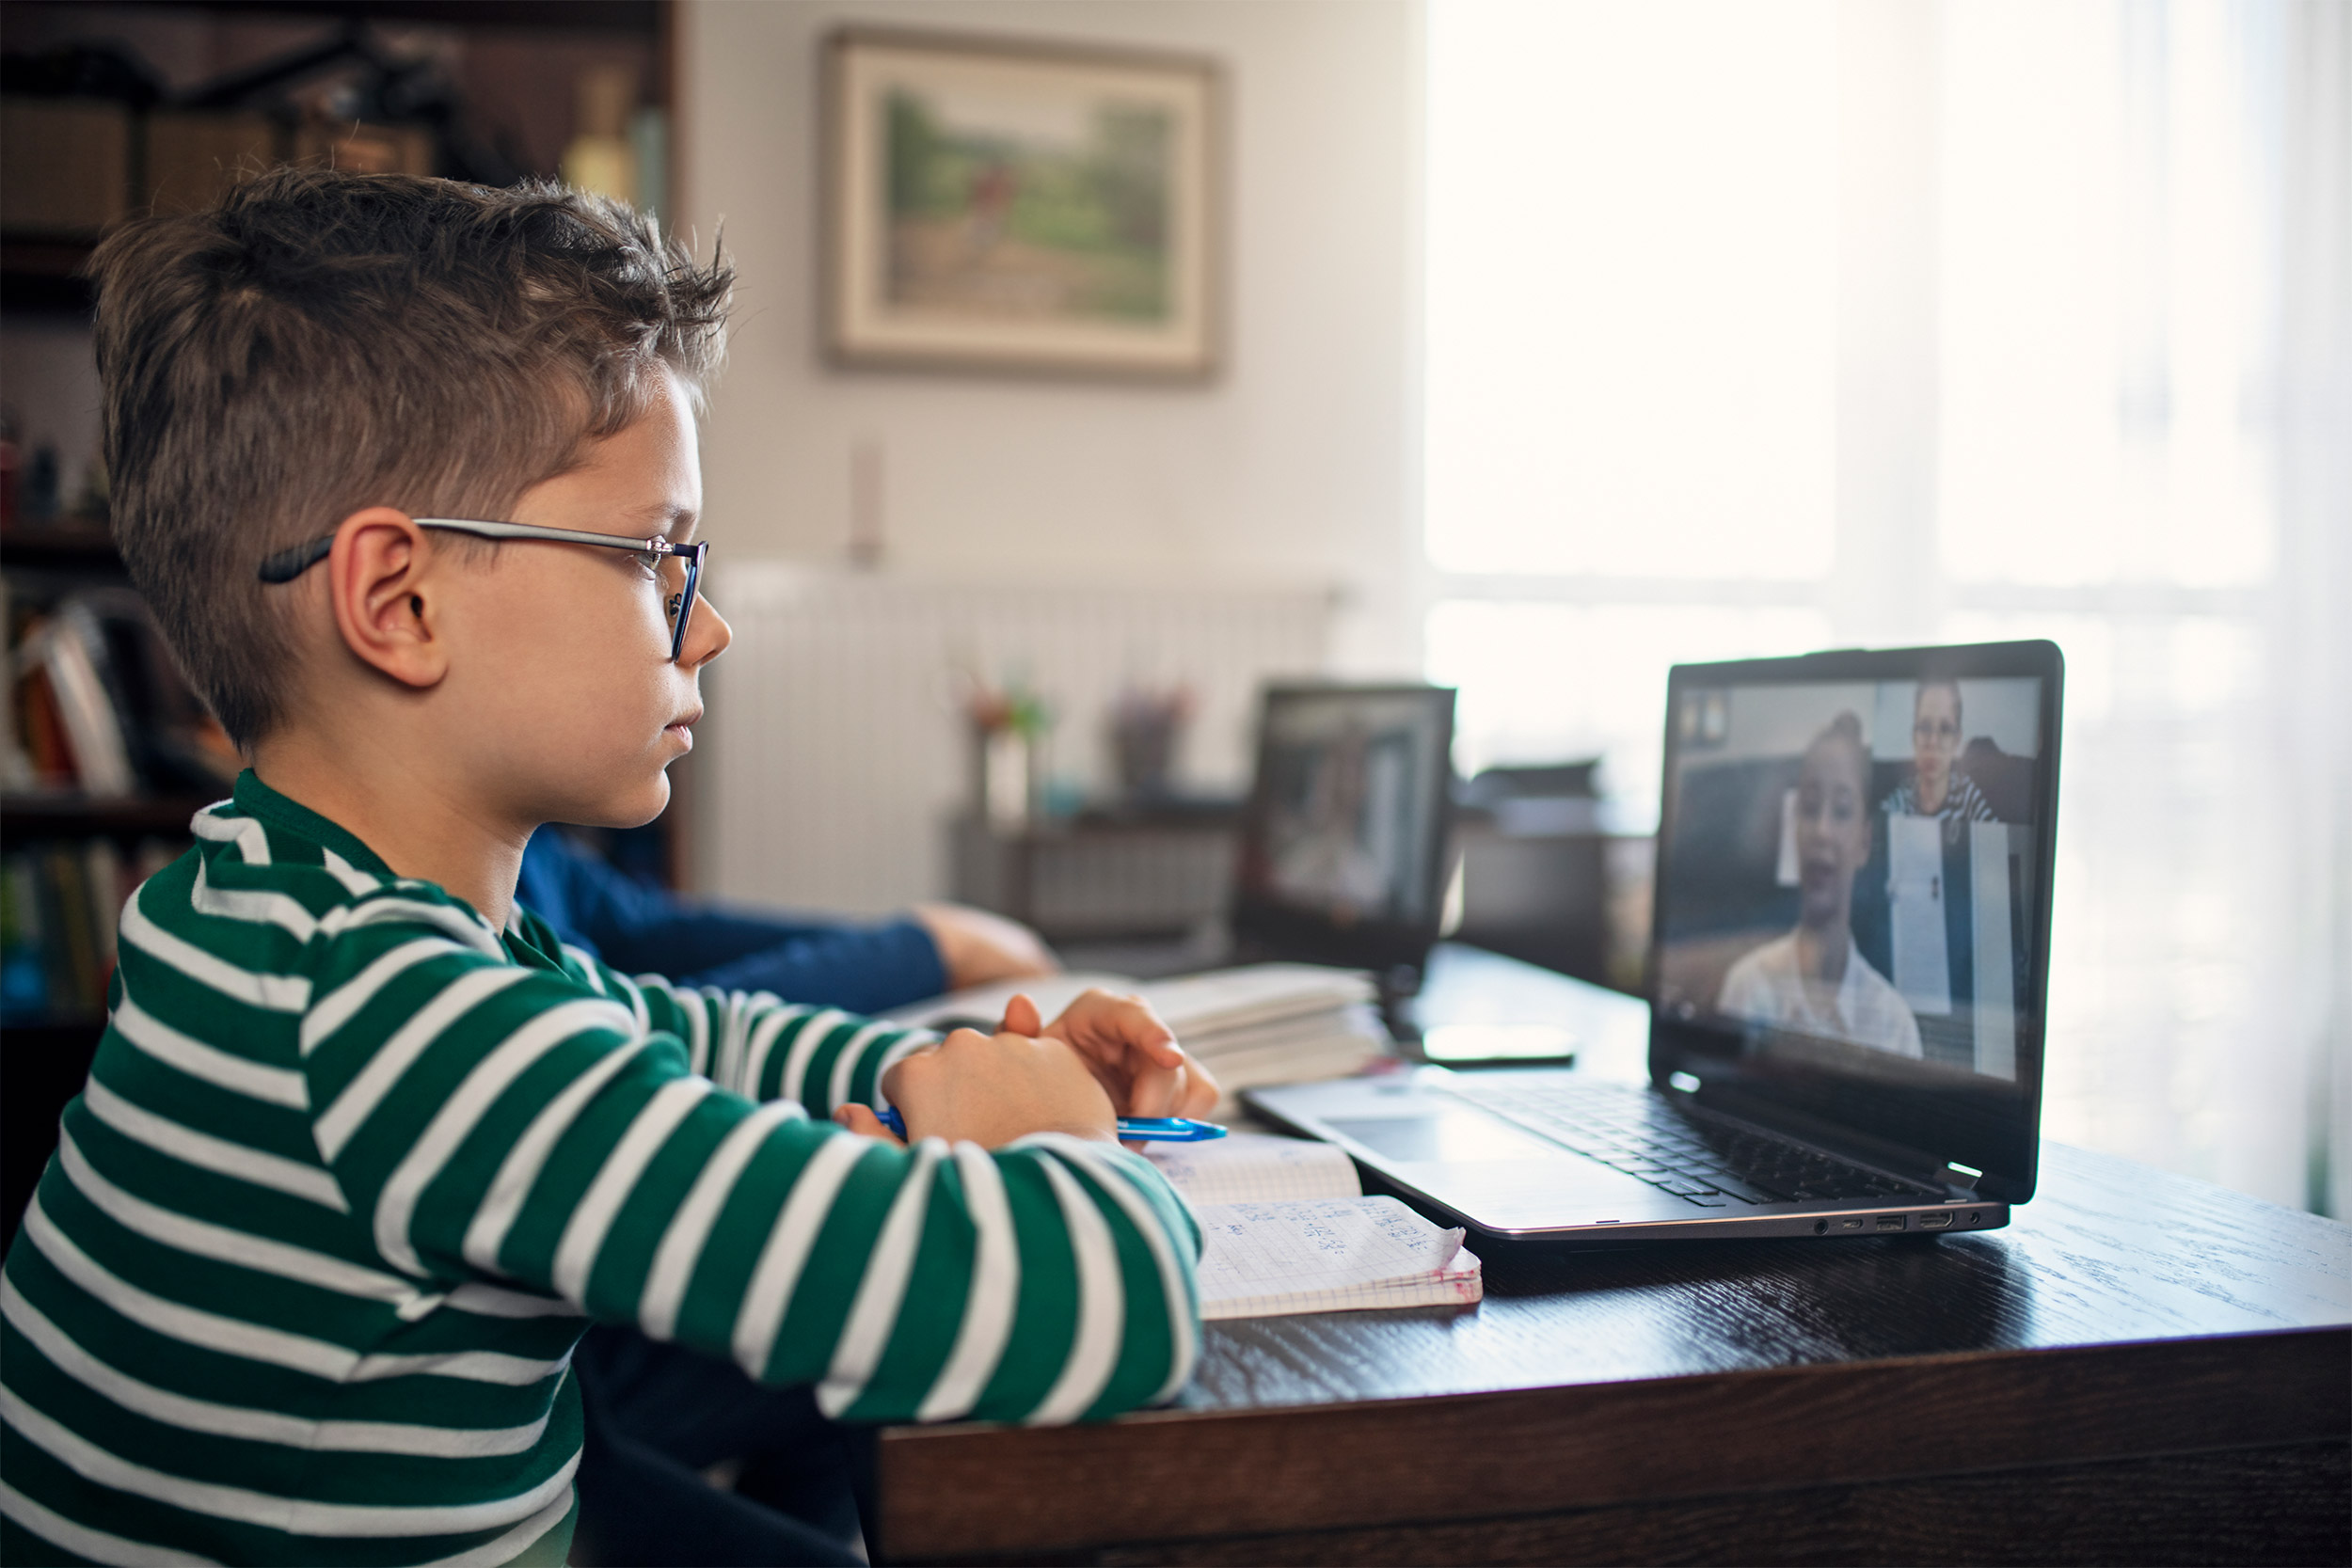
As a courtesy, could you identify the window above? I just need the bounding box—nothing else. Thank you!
[1424,0,2344,1212]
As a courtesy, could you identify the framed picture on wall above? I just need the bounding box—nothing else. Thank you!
[823,27,1221,380]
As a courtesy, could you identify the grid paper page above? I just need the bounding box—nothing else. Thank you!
[1192,1196,1475,1319]
[1147,1132,1361,1205]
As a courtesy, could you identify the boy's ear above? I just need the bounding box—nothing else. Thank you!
[325,509,449,689]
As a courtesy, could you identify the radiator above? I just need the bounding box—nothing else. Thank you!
[695,563,1334,913]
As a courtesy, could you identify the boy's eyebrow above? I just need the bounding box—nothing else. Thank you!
[617,502,700,543]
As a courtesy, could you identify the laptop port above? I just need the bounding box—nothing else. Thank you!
[1917,1212,1952,1229]
[1838,1216,1867,1230]
[1874,1213,1907,1231]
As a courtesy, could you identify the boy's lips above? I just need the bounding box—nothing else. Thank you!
[667,708,702,741]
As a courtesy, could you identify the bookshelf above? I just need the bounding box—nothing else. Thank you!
[2,522,221,1027]
[1,0,679,1242]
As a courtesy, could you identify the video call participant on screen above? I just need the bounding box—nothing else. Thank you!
[1883,677,1997,836]
[1718,712,1924,1057]
[1272,726,1392,917]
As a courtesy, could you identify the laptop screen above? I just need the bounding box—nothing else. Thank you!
[1649,643,2063,1196]
[1232,685,1456,973]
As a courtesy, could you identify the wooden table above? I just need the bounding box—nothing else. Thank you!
[871,971,2352,1565]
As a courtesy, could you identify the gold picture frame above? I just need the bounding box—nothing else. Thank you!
[823,27,1221,381]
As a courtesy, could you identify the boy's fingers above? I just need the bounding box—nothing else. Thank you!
[1119,1060,1221,1132]
[1000,993,1044,1036]
[1111,992,1184,1065]
[1178,1059,1220,1117]
[1053,991,1184,1066]
[1122,1061,1180,1118]
[877,1037,944,1103]
[834,1104,906,1147]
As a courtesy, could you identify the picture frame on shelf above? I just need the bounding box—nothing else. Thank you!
[822,27,1221,381]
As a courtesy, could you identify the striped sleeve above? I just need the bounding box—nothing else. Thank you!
[613,961,938,1117]
[305,895,1201,1425]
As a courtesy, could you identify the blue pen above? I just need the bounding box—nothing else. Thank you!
[872,1108,1227,1142]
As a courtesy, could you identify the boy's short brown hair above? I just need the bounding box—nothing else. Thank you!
[88,166,732,749]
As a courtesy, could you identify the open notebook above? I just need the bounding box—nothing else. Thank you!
[1145,1132,1484,1320]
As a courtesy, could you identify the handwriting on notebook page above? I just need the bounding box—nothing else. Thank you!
[1193,1196,1467,1297]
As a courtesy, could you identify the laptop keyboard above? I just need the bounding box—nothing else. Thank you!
[1445,1078,1937,1209]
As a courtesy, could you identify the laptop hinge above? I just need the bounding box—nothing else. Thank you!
[1675,1086,1947,1187]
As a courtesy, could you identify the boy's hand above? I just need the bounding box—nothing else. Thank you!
[1002,990,1221,1123]
[866,1024,1117,1147]
[912,902,1060,989]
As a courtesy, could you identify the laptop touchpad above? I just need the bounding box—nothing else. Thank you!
[1326,1111,1573,1164]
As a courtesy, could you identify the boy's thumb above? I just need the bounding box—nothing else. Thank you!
[834,1104,906,1147]
[1000,993,1043,1036]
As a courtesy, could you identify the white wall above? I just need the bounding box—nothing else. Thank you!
[675,0,1422,643]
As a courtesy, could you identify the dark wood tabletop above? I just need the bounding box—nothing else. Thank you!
[872,961,2352,1566]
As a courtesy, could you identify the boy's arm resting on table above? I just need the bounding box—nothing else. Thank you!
[299,909,1201,1425]
[637,903,1055,1009]
[520,827,1052,1010]
[672,921,946,1019]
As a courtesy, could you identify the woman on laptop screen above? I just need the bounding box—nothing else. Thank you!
[1884,678,1999,838]
[1716,712,1923,1058]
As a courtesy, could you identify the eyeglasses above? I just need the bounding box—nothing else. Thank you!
[258,517,709,662]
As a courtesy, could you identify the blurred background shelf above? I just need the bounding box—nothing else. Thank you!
[0,235,96,312]
[1,524,123,571]
[134,1,662,31]
[1,792,217,839]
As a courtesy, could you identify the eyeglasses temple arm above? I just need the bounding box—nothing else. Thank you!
[415,517,687,554]
[258,536,337,583]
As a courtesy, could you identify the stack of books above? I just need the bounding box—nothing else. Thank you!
[886,962,1391,1117]
[1114,965,1388,1113]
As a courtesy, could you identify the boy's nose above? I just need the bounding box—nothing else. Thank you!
[684,594,733,668]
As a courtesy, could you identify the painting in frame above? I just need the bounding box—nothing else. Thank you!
[824,28,1220,380]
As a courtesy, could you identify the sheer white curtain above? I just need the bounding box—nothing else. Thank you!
[1422,0,2349,1212]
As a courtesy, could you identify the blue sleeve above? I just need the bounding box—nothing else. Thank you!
[518,826,949,1013]
[682,917,948,1015]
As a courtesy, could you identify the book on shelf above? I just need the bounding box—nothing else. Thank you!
[0,836,172,1023]
[5,586,237,799]
[20,600,136,794]
[1144,1132,1483,1320]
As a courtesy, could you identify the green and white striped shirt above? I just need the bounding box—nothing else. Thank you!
[0,773,1200,1565]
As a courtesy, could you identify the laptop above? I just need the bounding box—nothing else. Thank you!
[1227,682,1457,977]
[1248,641,2064,1243]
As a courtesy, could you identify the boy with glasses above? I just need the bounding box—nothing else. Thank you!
[0,166,1212,1565]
